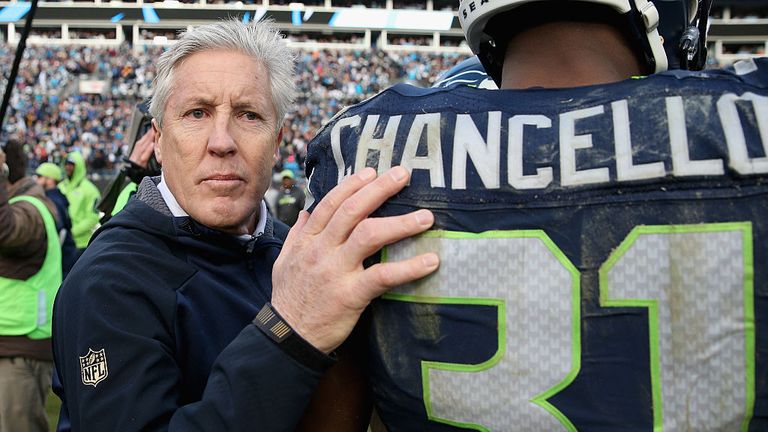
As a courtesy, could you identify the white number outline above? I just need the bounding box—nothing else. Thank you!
[382,230,582,431]
[598,222,756,432]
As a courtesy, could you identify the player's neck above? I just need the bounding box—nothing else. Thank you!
[500,21,645,90]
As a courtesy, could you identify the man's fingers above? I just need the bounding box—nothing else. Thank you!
[302,167,377,235]
[130,130,156,166]
[142,135,155,154]
[360,253,440,299]
[323,166,411,244]
[282,210,310,247]
[344,209,434,260]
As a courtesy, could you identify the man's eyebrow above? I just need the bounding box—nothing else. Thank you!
[180,96,216,107]
[231,98,265,110]
[231,101,270,119]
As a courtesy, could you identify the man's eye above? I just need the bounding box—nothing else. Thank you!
[189,109,205,119]
[243,112,259,121]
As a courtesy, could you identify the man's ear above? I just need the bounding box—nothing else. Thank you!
[151,118,163,164]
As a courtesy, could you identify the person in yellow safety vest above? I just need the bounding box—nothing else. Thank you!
[59,150,100,256]
[99,128,158,221]
[0,140,63,432]
[112,182,138,215]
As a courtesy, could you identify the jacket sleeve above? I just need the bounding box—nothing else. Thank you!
[53,243,323,432]
[169,325,325,431]
[0,176,46,254]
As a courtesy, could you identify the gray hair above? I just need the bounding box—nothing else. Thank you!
[149,19,296,132]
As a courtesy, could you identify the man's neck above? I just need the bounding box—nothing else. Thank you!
[500,21,645,90]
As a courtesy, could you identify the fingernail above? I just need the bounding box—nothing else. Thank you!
[359,167,376,181]
[422,254,439,268]
[389,166,408,181]
[415,209,433,226]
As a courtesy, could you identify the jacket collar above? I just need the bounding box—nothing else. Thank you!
[134,176,276,239]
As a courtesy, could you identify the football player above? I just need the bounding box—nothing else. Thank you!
[305,0,768,430]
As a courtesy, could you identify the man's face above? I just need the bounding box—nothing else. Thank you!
[153,50,280,235]
[64,162,75,179]
[282,177,293,189]
[35,176,56,190]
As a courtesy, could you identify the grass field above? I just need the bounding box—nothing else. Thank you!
[46,389,61,432]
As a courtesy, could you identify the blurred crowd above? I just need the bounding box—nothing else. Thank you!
[284,48,467,176]
[0,35,754,186]
[0,44,159,178]
[0,43,467,182]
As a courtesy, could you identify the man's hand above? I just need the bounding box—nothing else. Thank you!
[128,129,156,168]
[271,166,439,353]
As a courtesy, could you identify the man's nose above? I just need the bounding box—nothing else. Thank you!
[207,116,237,156]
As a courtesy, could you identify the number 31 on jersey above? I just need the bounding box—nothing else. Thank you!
[383,223,754,432]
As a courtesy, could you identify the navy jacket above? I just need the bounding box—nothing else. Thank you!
[53,177,324,431]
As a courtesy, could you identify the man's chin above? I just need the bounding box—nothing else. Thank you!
[200,178,245,192]
[189,203,256,235]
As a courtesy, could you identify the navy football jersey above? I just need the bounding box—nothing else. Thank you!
[306,58,768,431]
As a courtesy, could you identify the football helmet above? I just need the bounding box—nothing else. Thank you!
[459,0,713,84]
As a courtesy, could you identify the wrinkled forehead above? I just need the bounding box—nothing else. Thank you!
[166,52,275,113]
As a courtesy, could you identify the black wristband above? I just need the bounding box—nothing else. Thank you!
[253,303,336,372]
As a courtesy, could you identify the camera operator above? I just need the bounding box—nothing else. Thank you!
[98,102,161,222]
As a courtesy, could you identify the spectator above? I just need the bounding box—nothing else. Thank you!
[0,140,62,432]
[34,162,77,277]
[104,126,160,221]
[58,150,100,255]
[276,169,305,226]
[264,172,281,216]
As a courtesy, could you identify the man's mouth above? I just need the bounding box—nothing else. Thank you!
[201,174,244,187]
[205,174,242,181]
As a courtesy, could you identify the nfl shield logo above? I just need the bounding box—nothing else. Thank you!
[79,348,108,387]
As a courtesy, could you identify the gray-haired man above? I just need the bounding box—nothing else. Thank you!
[52,19,438,431]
